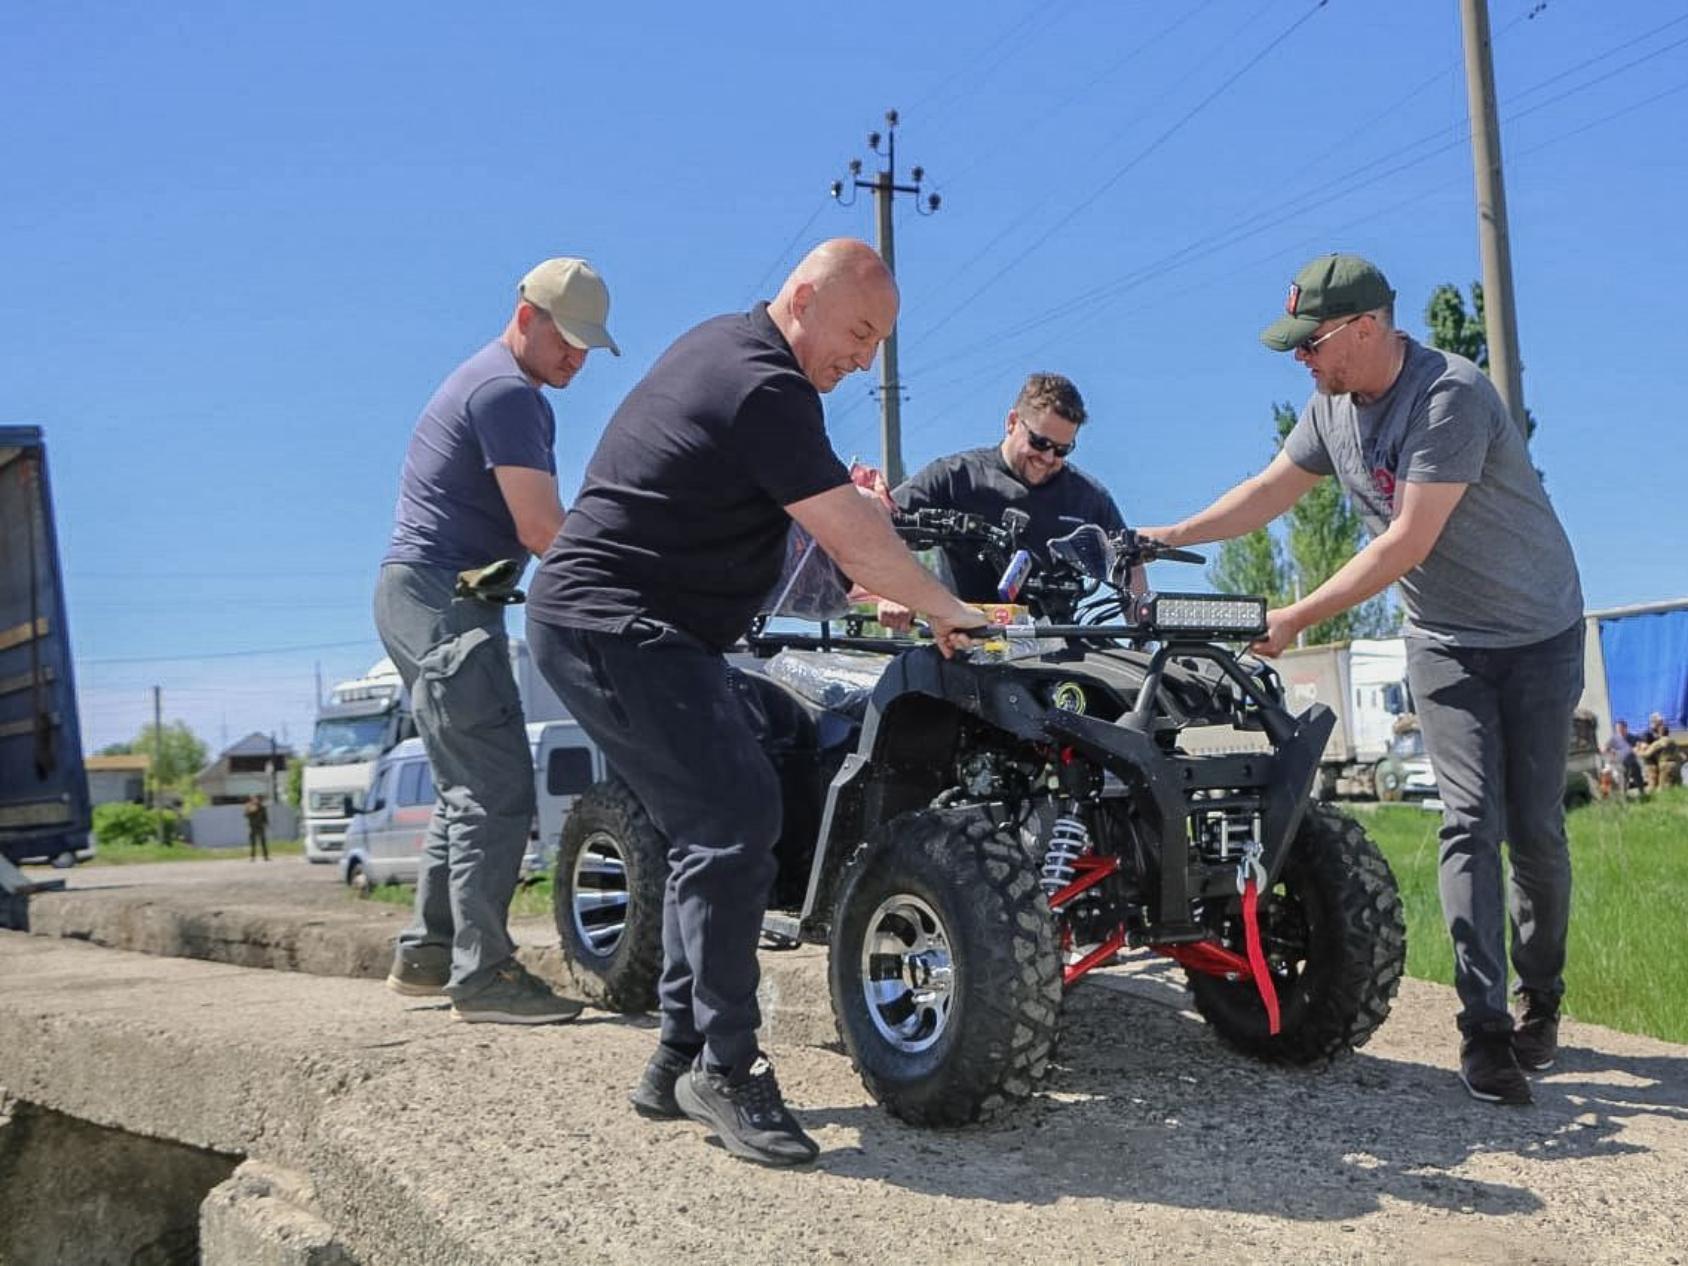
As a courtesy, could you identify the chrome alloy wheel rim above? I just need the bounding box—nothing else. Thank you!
[860,894,955,1053]
[571,830,630,956]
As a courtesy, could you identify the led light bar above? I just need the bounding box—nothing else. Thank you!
[1139,592,1267,637]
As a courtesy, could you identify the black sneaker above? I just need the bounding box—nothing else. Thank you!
[673,1053,820,1166]
[1459,1030,1533,1105]
[1513,991,1561,1072]
[630,1045,694,1120]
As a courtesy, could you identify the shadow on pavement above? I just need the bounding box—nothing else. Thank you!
[799,967,1686,1222]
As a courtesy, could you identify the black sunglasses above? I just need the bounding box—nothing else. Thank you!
[1016,416,1075,458]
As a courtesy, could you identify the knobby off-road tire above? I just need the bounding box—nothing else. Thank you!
[1189,805,1405,1064]
[828,807,1062,1127]
[552,779,666,1012]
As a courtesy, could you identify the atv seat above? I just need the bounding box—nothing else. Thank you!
[766,649,890,721]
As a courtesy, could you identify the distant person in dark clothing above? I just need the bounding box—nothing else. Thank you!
[244,795,269,861]
[1604,719,1646,793]
[877,372,1140,627]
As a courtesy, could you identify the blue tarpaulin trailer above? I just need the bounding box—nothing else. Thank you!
[1580,599,1688,741]
[1,427,90,890]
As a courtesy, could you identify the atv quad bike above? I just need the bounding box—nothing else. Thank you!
[552,511,1406,1126]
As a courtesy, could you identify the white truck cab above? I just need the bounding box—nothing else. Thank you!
[338,720,606,894]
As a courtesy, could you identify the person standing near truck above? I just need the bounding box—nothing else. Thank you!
[376,257,617,1024]
[1140,253,1584,1107]
[244,795,269,862]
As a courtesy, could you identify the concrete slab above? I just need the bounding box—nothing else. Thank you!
[3,932,1686,1265]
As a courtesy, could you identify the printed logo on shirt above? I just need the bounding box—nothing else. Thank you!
[1370,464,1397,511]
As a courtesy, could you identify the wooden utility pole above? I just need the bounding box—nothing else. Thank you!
[1460,0,1528,434]
[832,110,941,486]
[152,685,166,843]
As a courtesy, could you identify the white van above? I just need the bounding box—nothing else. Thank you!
[339,723,605,895]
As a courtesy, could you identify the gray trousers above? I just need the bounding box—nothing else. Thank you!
[1406,620,1584,1033]
[374,563,536,997]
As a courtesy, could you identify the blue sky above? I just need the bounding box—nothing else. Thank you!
[5,0,1685,756]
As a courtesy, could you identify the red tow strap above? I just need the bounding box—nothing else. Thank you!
[1241,878,1281,1035]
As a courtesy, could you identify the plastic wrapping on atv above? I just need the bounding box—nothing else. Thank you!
[766,649,890,720]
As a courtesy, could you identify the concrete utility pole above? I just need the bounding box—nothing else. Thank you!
[1459,0,1528,434]
[832,110,941,487]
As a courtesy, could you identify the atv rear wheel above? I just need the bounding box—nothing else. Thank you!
[828,808,1062,1127]
[1188,805,1405,1064]
[552,779,666,1012]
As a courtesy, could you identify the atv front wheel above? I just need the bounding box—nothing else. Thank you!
[828,808,1061,1126]
[1188,805,1405,1064]
[552,779,666,1012]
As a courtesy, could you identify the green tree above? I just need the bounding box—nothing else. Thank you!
[1425,281,1537,442]
[1207,526,1287,606]
[285,755,304,809]
[1426,281,1488,367]
[1209,404,1396,643]
[100,722,208,802]
[1274,404,1396,643]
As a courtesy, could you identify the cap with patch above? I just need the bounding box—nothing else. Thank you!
[1260,253,1395,352]
[519,258,620,357]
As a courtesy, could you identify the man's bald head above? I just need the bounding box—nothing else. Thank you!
[769,238,899,393]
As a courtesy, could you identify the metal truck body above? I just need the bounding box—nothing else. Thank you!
[1,427,91,875]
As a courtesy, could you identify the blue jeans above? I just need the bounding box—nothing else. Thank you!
[1406,621,1584,1032]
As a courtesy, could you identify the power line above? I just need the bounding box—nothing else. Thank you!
[913,0,1268,321]
[899,14,1688,410]
[903,1,1069,125]
[913,0,1333,350]
[903,1,1574,382]
[737,198,829,309]
[899,47,1688,440]
[927,0,1221,201]
[83,638,379,666]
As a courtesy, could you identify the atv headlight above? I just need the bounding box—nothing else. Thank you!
[1138,592,1268,638]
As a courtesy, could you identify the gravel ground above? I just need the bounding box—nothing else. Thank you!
[2,906,1684,1265]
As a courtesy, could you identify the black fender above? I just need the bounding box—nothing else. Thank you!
[797,648,1045,935]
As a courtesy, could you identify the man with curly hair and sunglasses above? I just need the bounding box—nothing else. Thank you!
[878,371,1137,627]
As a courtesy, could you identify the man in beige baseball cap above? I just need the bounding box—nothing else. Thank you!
[519,257,621,361]
[371,252,621,1028]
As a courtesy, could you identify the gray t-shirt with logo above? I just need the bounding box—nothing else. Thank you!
[1282,336,1581,647]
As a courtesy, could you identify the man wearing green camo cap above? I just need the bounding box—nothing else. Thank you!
[1142,251,1585,1109]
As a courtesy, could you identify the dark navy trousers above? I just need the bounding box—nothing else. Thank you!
[527,616,781,1072]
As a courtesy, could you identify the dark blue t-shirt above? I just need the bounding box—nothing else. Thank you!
[383,340,556,572]
[527,304,850,650]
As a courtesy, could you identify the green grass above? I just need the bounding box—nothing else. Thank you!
[84,839,305,865]
[360,874,555,921]
[1361,788,1688,1044]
